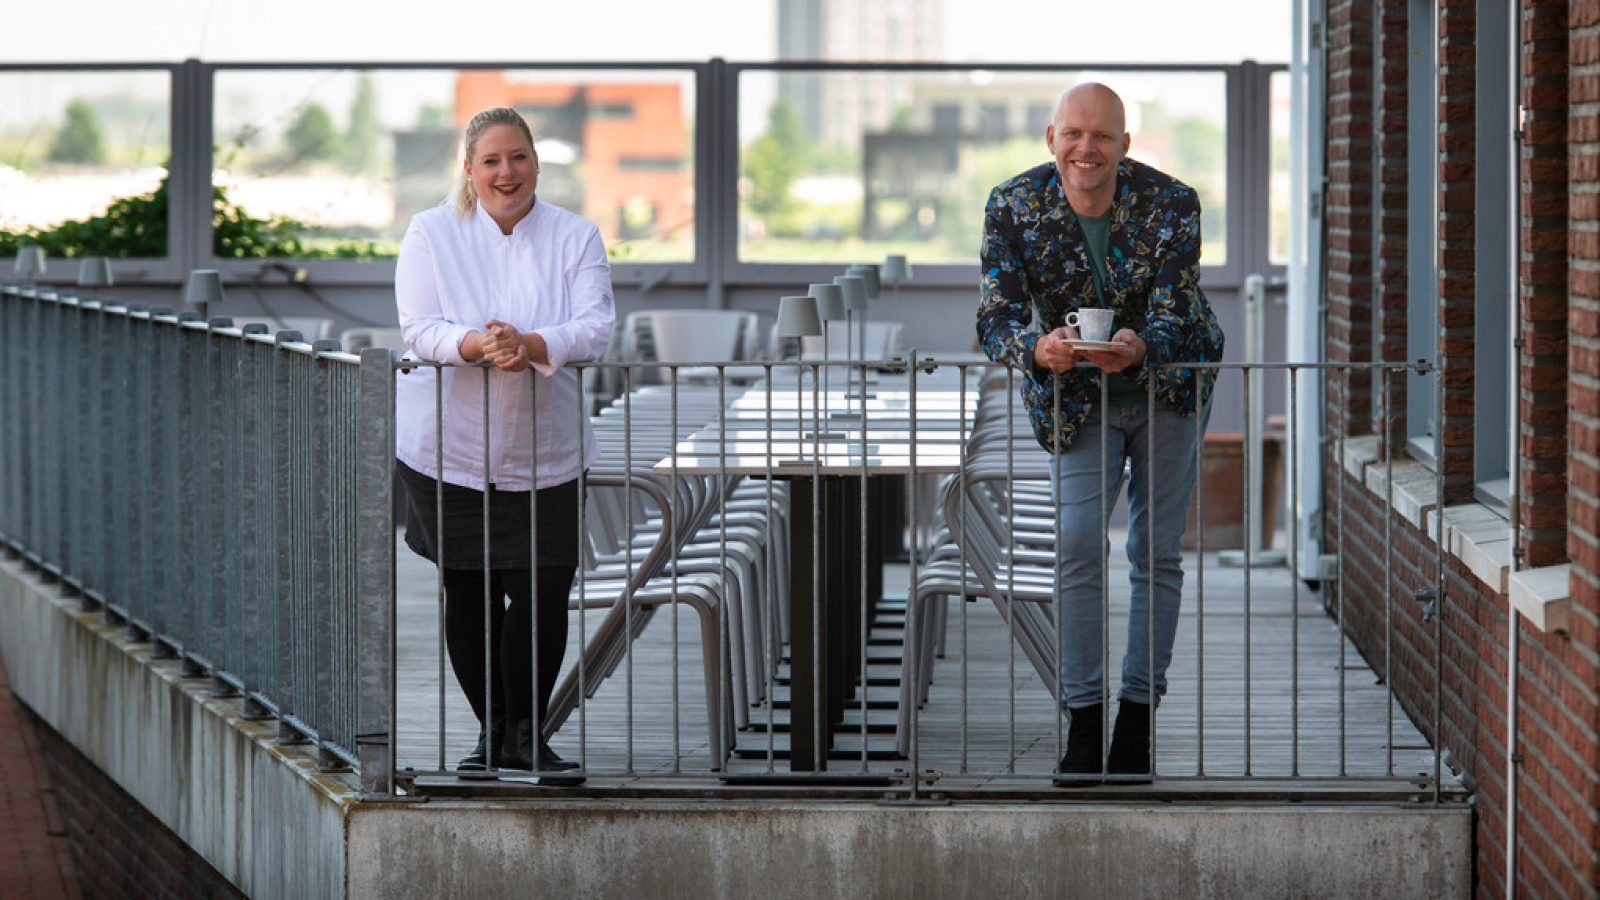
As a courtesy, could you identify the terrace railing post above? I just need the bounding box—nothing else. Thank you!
[355,347,396,796]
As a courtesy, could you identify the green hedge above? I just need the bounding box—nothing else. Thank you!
[0,173,387,260]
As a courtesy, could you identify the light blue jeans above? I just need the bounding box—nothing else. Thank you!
[1053,400,1210,710]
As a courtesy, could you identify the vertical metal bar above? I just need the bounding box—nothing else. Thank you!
[273,333,297,742]
[310,343,337,768]
[621,366,635,771]
[1383,365,1396,777]
[480,367,493,767]
[1288,364,1300,777]
[763,366,777,771]
[574,365,590,774]
[1242,362,1253,776]
[1336,362,1348,776]
[1194,368,1207,777]
[718,365,732,772]
[528,367,540,773]
[1098,371,1109,776]
[433,362,446,770]
[809,355,823,772]
[669,367,682,772]
[858,357,872,773]
[1145,366,1156,777]
[356,348,396,796]
[1431,360,1444,800]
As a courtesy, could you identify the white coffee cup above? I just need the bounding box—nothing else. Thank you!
[1066,307,1115,342]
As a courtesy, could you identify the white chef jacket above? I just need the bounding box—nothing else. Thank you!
[394,199,614,491]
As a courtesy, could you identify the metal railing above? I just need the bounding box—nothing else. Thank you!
[0,285,1453,802]
[0,284,394,786]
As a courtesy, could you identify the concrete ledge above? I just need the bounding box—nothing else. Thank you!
[0,555,352,898]
[1343,440,1516,598]
[1427,504,1512,596]
[1508,563,1573,635]
[348,801,1472,900]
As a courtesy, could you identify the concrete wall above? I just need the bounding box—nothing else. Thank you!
[348,801,1472,900]
[0,556,350,900]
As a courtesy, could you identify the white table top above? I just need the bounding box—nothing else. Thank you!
[653,370,979,477]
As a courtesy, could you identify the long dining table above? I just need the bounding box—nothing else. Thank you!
[654,360,980,772]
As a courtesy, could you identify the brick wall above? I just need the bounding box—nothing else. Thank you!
[27,710,247,900]
[1325,0,1375,439]
[1374,0,1411,452]
[1438,0,1478,506]
[1325,1,1596,898]
[1529,0,1571,570]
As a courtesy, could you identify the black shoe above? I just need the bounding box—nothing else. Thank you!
[499,718,537,770]
[1107,700,1153,782]
[457,716,507,771]
[538,741,581,772]
[500,720,587,785]
[1053,704,1105,784]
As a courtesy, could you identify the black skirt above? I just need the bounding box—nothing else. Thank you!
[396,460,581,570]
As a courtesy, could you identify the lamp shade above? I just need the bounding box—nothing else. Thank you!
[882,254,911,283]
[77,256,113,287]
[834,274,868,313]
[775,295,823,338]
[846,263,881,298]
[808,282,846,321]
[13,246,45,279]
[185,269,225,306]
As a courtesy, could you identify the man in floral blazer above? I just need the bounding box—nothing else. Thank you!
[977,82,1224,783]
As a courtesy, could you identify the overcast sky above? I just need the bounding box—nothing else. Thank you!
[1,0,1292,65]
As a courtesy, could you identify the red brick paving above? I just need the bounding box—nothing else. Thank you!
[0,657,81,900]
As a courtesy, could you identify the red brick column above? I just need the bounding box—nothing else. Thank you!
[1522,0,1570,570]
[1373,0,1411,453]
[1438,0,1479,506]
[1326,0,1376,441]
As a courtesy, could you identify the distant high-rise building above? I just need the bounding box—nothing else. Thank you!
[776,0,943,145]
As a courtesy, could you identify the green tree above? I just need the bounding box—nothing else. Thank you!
[765,99,808,167]
[47,100,106,165]
[345,74,382,174]
[741,100,809,235]
[284,102,343,166]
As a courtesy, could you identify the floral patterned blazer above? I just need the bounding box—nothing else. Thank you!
[977,158,1225,453]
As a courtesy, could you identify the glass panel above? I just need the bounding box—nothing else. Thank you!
[0,70,172,258]
[1270,70,1292,266]
[212,68,696,261]
[738,68,1228,267]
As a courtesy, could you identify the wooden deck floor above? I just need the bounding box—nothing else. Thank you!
[394,531,1450,792]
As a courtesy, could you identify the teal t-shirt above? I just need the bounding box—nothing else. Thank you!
[1077,212,1143,408]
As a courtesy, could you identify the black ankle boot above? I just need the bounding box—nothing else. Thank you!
[502,719,585,785]
[1108,700,1152,781]
[1054,704,1105,783]
[537,741,581,772]
[458,716,506,771]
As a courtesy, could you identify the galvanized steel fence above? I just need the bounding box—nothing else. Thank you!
[0,285,395,790]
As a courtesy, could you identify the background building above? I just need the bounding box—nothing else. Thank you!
[776,0,943,145]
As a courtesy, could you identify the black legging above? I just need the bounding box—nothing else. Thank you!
[442,565,576,730]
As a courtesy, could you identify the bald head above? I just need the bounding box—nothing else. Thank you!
[1053,83,1126,135]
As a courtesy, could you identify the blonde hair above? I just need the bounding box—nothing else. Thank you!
[452,107,537,218]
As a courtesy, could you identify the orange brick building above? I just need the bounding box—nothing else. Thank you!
[455,72,693,247]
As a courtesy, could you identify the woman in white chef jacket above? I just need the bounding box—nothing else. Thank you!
[394,107,614,780]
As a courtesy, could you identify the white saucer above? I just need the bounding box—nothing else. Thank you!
[1064,339,1124,351]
